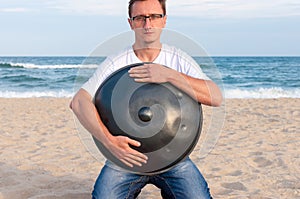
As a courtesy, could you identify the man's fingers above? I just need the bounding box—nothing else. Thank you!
[120,153,147,167]
[128,69,148,77]
[128,72,148,78]
[134,77,151,83]
[128,65,150,74]
[126,137,141,147]
[120,158,133,168]
[126,138,148,163]
[128,150,148,163]
[123,155,143,167]
[128,68,152,82]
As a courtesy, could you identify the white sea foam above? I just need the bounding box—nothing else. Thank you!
[225,87,300,99]
[0,90,74,98]
[1,87,299,98]
[9,62,98,69]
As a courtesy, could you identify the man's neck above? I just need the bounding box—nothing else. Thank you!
[133,43,162,62]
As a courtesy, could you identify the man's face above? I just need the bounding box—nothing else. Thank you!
[128,0,167,46]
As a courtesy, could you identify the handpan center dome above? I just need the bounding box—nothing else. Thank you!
[138,107,153,122]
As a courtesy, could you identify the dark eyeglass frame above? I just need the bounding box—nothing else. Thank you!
[130,14,165,22]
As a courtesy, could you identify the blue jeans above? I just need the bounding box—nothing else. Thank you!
[92,158,212,199]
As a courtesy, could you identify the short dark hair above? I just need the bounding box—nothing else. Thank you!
[128,0,166,18]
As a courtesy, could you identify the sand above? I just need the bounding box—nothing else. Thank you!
[0,98,299,199]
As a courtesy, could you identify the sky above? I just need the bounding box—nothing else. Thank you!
[0,0,300,56]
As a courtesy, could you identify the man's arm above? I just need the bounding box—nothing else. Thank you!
[169,75,223,107]
[70,88,148,167]
[128,64,223,106]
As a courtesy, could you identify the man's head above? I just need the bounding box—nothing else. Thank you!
[128,0,166,18]
[128,0,167,47]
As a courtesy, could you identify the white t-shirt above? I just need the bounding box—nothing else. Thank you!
[82,44,210,98]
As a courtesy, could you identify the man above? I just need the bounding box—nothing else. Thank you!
[70,0,222,198]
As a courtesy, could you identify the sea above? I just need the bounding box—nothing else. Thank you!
[0,56,299,99]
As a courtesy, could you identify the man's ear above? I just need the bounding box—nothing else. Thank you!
[163,15,167,28]
[128,18,134,30]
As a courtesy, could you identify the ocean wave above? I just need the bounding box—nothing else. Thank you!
[0,90,74,98]
[0,63,23,68]
[0,62,98,69]
[1,87,299,98]
[2,74,45,82]
[225,87,300,99]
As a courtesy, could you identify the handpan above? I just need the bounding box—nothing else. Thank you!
[94,63,203,175]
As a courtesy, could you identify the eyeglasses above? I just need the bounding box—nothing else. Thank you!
[130,14,165,26]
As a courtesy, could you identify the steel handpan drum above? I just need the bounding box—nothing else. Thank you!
[94,63,203,175]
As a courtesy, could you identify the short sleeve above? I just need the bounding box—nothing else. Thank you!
[157,44,210,80]
[81,57,114,98]
[182,54,210,80]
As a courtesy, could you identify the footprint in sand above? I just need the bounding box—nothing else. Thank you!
[221,182,248,191]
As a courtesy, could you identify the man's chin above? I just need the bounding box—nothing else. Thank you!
[142,35,160,45]
[139,41,160,49]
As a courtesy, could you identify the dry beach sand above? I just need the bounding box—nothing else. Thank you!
[0,98,299,199]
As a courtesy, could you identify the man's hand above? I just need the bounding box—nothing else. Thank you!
[128,63,171,83]
[71,89,148,168]
[128,62,222,106]
[106,135,148,168]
